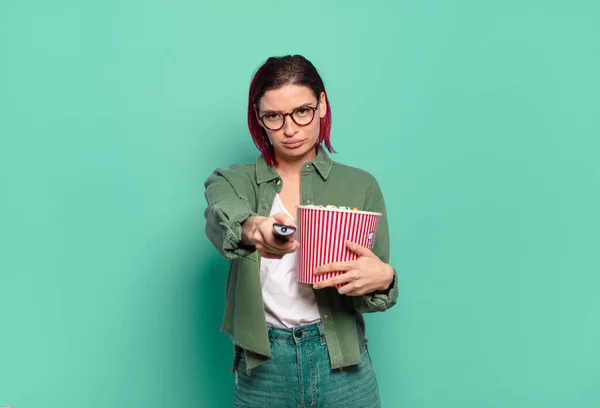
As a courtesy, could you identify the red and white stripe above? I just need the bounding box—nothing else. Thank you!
[296,207,381,285]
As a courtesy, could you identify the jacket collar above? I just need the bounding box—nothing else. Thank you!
[256,146,333,184]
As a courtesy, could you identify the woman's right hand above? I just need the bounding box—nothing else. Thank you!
[241,213,298,259]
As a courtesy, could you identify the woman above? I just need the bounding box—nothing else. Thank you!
[204,55,398,408]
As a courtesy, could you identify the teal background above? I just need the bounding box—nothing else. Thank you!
[1,1,599,407]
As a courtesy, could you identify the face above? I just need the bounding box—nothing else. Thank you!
[256,84,327,165]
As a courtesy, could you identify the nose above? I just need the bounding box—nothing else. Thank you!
[282,113,298,137]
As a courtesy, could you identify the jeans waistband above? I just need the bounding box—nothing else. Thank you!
[267,322,324,344]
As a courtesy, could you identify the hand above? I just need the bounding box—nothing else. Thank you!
[312,241,394,296]
[241,212,298,259]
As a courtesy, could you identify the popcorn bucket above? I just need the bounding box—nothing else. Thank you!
[296,205,382,285]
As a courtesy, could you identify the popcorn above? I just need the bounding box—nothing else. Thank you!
[296,205,382,285]
[306,204,360,211]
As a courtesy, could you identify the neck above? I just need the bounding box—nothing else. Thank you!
[275,147,318,177]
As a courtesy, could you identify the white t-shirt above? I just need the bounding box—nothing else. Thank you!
[259,194,321,329]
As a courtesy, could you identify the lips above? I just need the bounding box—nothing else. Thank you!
[282,140,305,149]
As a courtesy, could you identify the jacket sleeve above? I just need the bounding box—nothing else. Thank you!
[352,177,399,313]
[204,166,258,260]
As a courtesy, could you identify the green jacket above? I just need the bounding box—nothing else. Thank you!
[204,147,398,372]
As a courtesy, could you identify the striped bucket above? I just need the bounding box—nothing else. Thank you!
[296,205,381,285]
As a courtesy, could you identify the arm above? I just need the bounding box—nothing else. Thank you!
[204,165,298,260]
[351,187,399,313]
[312,177,399,313]
[204,167,257,259]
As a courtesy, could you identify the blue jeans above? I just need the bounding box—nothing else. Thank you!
[233,322,380,408]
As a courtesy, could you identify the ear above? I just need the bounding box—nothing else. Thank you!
[319,92,327,119]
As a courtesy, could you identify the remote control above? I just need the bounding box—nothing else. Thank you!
[273,223,296,241]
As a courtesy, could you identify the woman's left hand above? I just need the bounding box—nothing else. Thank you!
[312,241,394,296]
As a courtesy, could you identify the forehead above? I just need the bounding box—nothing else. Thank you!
[259,84,316,112]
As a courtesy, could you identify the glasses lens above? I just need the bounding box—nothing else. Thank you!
[262,114,284,130]
[292,107,315,126]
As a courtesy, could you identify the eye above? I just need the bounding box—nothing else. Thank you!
[263,113,281,122]
[295,108,311,116]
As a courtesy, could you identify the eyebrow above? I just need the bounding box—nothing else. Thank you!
[261,102,316,115]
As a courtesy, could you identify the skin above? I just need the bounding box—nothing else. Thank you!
[241,84,393,296]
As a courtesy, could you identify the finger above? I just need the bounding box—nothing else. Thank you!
[264,238,298,255]
[313,271,357,289]
[266,234,297,249]
[336,272,369,295]
[337,281,357,295]
[314,261,354,275]
[273,241,298,255]
[257,241,288,255]
[338,280,368,296]
[346,240,375,258]
[259,251,284,259]
[340,288,367,296]
[271,212,297,229]
[256,243,282,257]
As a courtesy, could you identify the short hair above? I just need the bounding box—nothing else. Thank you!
[247,55,334,166]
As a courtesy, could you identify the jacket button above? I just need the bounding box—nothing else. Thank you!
[261,203,269,209]
[294,330,302,338]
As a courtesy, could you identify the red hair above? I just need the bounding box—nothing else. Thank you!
[247,56,335,167]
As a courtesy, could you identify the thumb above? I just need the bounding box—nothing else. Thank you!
[272,212,297,228]
[346,240,374,257]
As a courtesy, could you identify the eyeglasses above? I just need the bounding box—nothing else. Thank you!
[257,102,319,131]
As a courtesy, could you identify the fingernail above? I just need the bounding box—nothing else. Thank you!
[313,284,319,289]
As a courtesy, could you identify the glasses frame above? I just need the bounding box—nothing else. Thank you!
[257,102,320,131]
